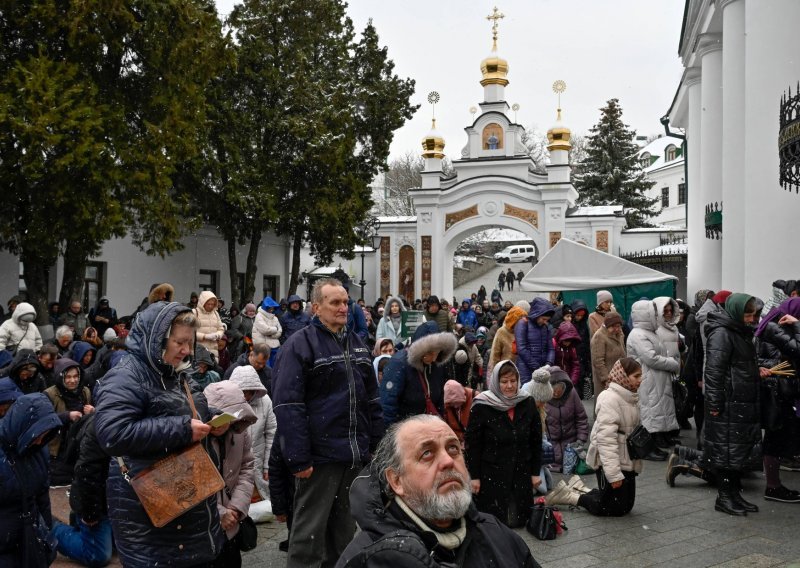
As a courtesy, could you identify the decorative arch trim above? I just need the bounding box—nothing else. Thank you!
[445,204,479,231]
[503,203,539,229]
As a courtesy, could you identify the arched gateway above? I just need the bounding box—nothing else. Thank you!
[372,11,626,303]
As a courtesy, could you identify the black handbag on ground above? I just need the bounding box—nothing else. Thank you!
[235,516,258,551]
[526,503,558,540]
[625,424,655,460]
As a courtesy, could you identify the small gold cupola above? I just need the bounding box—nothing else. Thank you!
[480,6,509,87]
[421,118,446,159]
[547,80,571,152]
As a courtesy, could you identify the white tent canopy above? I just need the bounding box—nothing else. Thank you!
[520,238,677,292]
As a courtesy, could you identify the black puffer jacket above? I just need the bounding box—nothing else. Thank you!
[702,309,762,471]
[6,349,46,394]
[69,415,109,524]
[335,467,539,568]
[94,302,223,568]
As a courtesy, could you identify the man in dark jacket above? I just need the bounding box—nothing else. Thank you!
[424,295,453,333]
[280,294,311,343]
[223,343,272,395]
[272,278,384,568]
[336,415,539,568]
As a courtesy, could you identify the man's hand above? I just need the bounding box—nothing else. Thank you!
[190,419,211,442]
[294,466,313,479]
[779,314,798,326]
[611,480,623,489]
[83,404,95,415]
[531,475,542,489]
[470,479,481,494]
[69,411,82,422]
[759,367,772,379]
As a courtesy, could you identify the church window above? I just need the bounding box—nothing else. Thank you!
[640,153,651,168]
[483,124,504,150]
[661,187,669,208]
[199,269,218,294]
[678,183,686,205]
[665,145,677,161]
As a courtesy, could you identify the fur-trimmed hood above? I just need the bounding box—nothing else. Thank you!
[148,283,175,304]
[405,321,457,372]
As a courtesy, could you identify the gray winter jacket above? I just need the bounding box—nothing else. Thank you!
[626,300,680,433]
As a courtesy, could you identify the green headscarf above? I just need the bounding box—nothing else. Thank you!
[725,293,754,323]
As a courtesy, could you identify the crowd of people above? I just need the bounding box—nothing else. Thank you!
[1,274,799,566]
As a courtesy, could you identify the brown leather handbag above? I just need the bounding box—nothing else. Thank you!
[116,380,224,528]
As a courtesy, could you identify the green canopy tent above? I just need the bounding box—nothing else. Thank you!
[519,238,677,320]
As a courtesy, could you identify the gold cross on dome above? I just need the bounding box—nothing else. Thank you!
[486,6,505,47]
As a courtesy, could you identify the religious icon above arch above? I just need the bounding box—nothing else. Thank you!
[482,123,504,150]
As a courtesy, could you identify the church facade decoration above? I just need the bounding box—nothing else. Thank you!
[482,123,504,150]
[445,204,479,230]
[595,230,609,252]
[380,237,391,298]
[503,203,539,229]
[398,246,415,303]
[780,84,800,193]
[549,231,562,249]
[421,236,432,300]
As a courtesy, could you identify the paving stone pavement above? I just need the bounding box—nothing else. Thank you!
[51,412,800,567]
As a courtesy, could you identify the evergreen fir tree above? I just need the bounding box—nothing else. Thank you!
[574,98,657,228]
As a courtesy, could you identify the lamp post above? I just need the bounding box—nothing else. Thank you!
[355,216,381,302]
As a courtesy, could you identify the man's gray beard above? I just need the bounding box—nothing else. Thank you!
[403,470,473,523]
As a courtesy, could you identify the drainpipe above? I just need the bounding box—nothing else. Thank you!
[660,115,688,232]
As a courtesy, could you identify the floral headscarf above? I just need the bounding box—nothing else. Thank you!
[608,359,639,393]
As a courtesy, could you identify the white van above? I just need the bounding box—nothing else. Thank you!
[494,245,536,263]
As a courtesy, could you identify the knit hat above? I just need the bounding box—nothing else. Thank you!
[464,332,478,345]
[444,380,467,407]
[503,306,527,329]
[604,312,623,328]
[103,328,117,342]
[454,350,469,364]
[597,290,613,305]
[712,290,733,305]
[515,300,530,314]
[528,367,554,403]
[547,365,570,385]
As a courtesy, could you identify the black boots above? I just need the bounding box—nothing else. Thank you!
[643,447,668,461]
[716,473,755,516]
[666,454,690,487]
[716,491,747,516]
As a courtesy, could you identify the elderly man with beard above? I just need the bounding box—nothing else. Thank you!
[336,415,539,567]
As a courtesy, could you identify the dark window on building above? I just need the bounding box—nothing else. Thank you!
[236,273,246,299]
[661,187,669,208]
[83,262,105,309]
[263,275,279,301]
[199,270,218,294]
[678,183,686,205]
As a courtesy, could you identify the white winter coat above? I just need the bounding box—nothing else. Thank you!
[253,308,282,349]
[626,299,680,433]
[586,382,643,483]
[194,290,226,357]
[229,365,277,500]
[0,302,42,353]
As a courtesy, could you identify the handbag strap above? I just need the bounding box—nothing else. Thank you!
[117,375,199,481]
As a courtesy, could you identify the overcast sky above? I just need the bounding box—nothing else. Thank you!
[214,1,686,161]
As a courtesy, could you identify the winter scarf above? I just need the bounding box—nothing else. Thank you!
[395,497,467,550]
[755,297,800,338]
[607,359,639,393]
[472,360,529,411]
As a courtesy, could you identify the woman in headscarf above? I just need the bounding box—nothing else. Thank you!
[754,297,800,503]
[703,293,765,516]
[465,360,542,528]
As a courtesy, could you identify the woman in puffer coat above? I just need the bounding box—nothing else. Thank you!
[375,296,405,345]
[194,290,226,358]
[755,297,800,502]
[94,302,224,567]
[544,367,589,470]
[626,299,680,450]
[228,365,276,506]
[590,312,627,399]
[487,306,526,375]
[0,301,42,353]
[0,393,62,566]
[204,381,257,568]
[380,321,457,427]
[553,358,644,516]
[702,293,765,516]
[515,297,555,385]
[253,297,282,349]
[553,321,582,386]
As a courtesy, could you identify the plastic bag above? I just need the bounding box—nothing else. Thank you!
[248,498,274,523]
[562,445,578,475]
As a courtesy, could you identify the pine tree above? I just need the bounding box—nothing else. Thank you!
[574,99,657,228]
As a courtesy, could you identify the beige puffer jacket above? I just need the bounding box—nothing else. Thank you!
[586,382,643,483]
[204,381,257,541]
[194,291,225,356]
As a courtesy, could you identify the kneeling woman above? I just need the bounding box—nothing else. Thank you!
[465,360,542,528]
[548,357,643,516]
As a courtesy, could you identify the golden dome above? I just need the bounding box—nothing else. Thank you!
[421,118,446,159]
[480,41,509,87]
[547,108,572,152]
